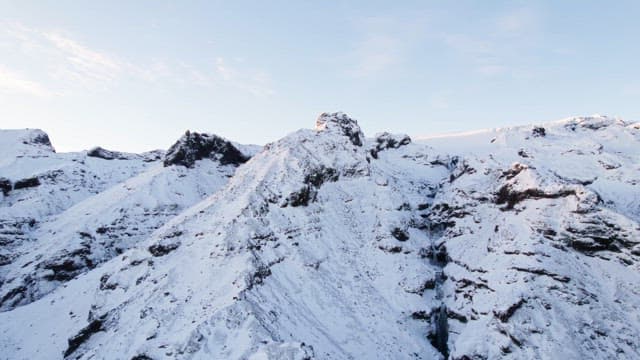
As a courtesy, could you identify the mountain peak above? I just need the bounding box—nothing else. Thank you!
[315,112,364,146]
[163,131,250,168]
[0,128,55,152]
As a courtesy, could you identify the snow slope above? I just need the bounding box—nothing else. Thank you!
[0,130,258,311]
[0,114,639,360]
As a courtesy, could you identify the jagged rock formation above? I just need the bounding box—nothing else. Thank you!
[315,111,365,146]
[164,131,250,168]
[0,114,639,360]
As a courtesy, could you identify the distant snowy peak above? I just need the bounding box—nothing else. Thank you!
[163,130,251,168]
[315,111,364,146]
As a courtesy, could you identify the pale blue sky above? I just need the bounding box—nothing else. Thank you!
[1,1,639,152]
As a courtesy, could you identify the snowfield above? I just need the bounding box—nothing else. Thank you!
[0,113,639,359]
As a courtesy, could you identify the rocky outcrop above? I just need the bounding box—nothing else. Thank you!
[13,177,40,190]
[370,132,411,159]
[21,129,55,152]
[315,112,364,146]
[0,178,11,196]
[163,131,250,168]
[87,147,131,160]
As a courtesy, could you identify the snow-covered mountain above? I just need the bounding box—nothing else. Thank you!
[0,113,638,360]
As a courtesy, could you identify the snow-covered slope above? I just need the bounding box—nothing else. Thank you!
[0,130,258,311]
[0,114,639,360]
[0,129,158,270]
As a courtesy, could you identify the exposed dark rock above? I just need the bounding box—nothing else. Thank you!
[511,266,570,283]
[131,355,153,360]
[495,185,576,211]
[411,310,431,321]
[391,227,409,241]
[447,308,468,323]
[30,131,53,148]
[449,160,475,183]
[455,278,493,292]
[370,132,411,159]
[288,186,315,207]
[148,242,180,257]
[500,163,528,180]
[410,279,437,294]
[164,131,249,168]
[87,147,130,160]
[427,203,470,234]
[452,356,488,360]
[494,298,527,322]
[0,285,27,309]
[247,266,272,290]
[563,220,631,253]
[517,149,529,158]
[304,166,338,188]
[64,315,107,357]
[532,126,546,137]
[39,245,94,282]
[0,178,11,196]
[43,259,85,282]
[99,274,117,291]
[378,245,403,253]
[13,177,40,190]
[315,112,364,146]
[417,203,430,211]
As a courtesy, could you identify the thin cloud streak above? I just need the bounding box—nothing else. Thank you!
[1,22,274,97]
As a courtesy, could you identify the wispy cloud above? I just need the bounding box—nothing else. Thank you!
[0,64,52,97]
[215,57,274,97]
[0,22,127,92]
[43,32,122,83]
[0,22,274,97]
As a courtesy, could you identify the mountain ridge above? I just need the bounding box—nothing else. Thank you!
[0,113,639,359]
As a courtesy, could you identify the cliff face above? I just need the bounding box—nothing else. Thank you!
[0,114,638,360]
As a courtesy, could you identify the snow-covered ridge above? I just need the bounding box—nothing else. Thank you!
[0,114,639,360]
[0,129,259,311]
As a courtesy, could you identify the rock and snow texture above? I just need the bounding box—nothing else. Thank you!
[0,113,639,360]
[0,130,256,311]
